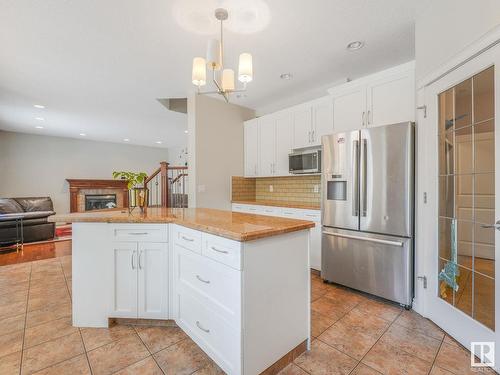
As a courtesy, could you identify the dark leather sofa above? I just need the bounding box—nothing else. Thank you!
[0,197,56,245]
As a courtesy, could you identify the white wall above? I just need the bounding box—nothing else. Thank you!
[187,94,254,210]
[0,131,169,214]
[416,0,500,81]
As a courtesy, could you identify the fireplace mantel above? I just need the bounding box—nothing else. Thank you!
[66,179,129,213]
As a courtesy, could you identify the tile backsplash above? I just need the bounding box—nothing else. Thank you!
[232,175,321,205]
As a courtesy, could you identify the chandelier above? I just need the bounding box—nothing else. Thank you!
[191,8,253,102]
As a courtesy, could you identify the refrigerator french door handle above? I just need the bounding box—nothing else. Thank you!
[361,138,368,217]
[352,140,359,217]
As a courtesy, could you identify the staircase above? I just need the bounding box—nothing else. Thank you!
[143,162,188,208]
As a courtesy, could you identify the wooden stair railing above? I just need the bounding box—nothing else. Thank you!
[143,162,188,208]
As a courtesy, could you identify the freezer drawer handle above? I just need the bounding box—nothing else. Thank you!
[322,231,404,247]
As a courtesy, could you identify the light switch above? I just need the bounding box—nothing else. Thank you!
[269,185,273,192]
[313,184,319,193]
[197,185,206,193]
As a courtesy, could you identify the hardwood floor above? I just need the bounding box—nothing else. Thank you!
[0,240,71,266]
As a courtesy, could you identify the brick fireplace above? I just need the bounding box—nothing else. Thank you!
[66,179,129,213]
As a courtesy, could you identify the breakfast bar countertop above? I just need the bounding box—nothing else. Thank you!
[49,207,315,242]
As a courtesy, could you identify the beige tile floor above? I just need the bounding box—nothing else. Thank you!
[0,254,495,375]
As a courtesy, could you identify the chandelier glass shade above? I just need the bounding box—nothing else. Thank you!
[191,8,253,102]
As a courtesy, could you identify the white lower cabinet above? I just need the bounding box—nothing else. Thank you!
[232,204,322,271]
[110,225,168,319]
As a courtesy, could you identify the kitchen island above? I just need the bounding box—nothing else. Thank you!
[49,207,314,375]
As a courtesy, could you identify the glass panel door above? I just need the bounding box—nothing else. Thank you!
[437,66,495,330]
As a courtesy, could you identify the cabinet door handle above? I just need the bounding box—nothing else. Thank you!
[131,250,136,270]
[138,250,143,270]
[367,110,371,125]
[181,235,194,242]
[196,321,210,333]
[210,246,229,254]
[196,275,211,284]
[362,111,366,126]
[311,130,315,142]
[128,232,148,235]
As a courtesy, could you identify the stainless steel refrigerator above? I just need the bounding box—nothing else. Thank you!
[321,122,414,307]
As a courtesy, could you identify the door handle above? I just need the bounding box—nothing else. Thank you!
[210,246,229,254]
[196,321,210,333]
[131,250,136,270]
[362,112,365,126]
[367,110,371,125]
[181,235,194,242]
[352,140,359,217]
[481,220,500,230]
[196,275,211,284]
[312,130,315,142]
[361,139,367,217]
[128,232,148,235]
[138,250,143,270]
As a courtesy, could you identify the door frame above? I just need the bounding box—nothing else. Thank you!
[419,41,500,368]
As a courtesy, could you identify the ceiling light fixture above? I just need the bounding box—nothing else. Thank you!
[191,8,253,103]
[280,73,293,80]
[123,138,130,142]
[34,104,45,109]
[347,41,364,51]
[35,117,44,121]
[35,126,44,129]
[184,130,188,134]
[79,133,86,136]
[155,141,162,144]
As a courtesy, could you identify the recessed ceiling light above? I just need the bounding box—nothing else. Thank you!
[79,133,86,136]
[155,141,162,144]
[347,41,364,51]
[35,126,44,129]
[184,130,188,134]
[123,138,130,142]
[280,73,293,80]
[35,117,44,121]
[34,104,45,109]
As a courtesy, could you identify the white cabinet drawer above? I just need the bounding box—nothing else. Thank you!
[231,204,245,212]
[243,204,260,214]
[176,248,241,327]
[173,225,202,254]
[301,209,321,223]
[259,206,283,216]
[111,224,168,242]
[177,292,240,375]
[280,208,302,219]
[202,233,242,270]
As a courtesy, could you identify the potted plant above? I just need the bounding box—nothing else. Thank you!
[112,171,148,212]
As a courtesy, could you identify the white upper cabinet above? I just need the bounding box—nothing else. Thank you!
[258,115,276,177]
[243,61,415,177]
[243,119,259,177]
[292,106,312,149]
[275,112,293,175]
[366,71,415,127]
[311,97,334,145]
[332,85,366,132]
[329,61,415,131]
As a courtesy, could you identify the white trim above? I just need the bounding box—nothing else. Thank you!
[417,24,500,90]
[328,61,415,96]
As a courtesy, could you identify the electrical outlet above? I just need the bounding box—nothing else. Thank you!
[269,185,273,192]
[313,184,319,193]
[197,185,206,193]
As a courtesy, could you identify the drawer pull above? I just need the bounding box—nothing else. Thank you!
[128,232,148,235]
[210,246,228,254]
[181,236,195,242]
[196,275,210,284]
[196,321,210,333]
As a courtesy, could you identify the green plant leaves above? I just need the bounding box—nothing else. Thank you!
[112,171,148,189]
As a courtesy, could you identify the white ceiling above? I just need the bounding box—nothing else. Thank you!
[0,0,415,148]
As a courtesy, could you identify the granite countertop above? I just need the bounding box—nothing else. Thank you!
[231,200,321,210]
[49,207,315,242]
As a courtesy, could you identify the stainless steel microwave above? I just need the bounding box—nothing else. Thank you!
[288,149,321,174]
